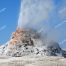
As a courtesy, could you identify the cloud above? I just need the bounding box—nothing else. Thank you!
[0,8,6,13]
[58,0,66,21]
[59,39,66,44]
[59,8,66,14]
[0,25,7,31]
[54,21,66,28]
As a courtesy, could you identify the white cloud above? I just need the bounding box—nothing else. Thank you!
[0,8,6,13]
[0,25,7,31]
[59,8,66,14]
[59,39,66,44]
[58,0,66,21]
[54,21,66,28]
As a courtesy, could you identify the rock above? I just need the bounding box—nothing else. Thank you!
[46,41,62,56]
[0,28,42,57]
[0,28,66,57]
[62,50,66,58]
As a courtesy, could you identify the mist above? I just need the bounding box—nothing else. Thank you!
[18,0,54,29]
[17,0,66,47]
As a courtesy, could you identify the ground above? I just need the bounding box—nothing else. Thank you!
[0,55,66,66]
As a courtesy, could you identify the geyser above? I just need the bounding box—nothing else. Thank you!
[0,0,66,57]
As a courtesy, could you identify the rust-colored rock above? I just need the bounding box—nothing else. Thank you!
[8,28,34,49]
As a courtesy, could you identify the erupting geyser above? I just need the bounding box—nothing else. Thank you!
[0,0,66,57]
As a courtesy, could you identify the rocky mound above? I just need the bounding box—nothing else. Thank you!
[0,28,65,57]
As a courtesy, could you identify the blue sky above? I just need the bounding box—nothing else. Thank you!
[0,0,20,44]
[0,0,66,49]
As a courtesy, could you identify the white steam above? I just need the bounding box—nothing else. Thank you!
[18,0,54,31]
[17,0,60,43]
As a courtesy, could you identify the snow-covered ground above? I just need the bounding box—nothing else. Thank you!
[0,55,66,66]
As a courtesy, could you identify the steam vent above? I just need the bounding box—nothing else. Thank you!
[0,0,66,57]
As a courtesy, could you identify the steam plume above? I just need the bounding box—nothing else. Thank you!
[18,0,54,31]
